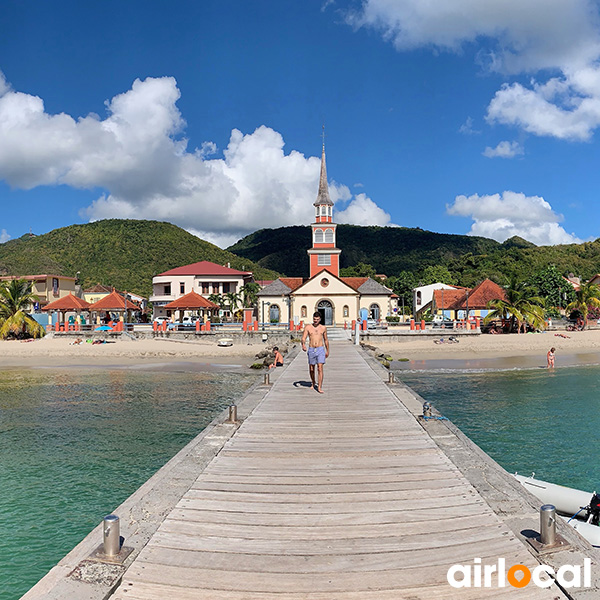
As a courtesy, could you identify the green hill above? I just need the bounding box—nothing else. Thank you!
[0,220,280,297]
[228,225,600,286]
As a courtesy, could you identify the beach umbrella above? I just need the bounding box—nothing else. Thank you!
[94,325,114,331]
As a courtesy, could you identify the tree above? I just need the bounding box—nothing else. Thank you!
[419,265,457,286]
[340,263,378,279]
[484,278,546,333]
[385,271,417,314]
[0,279,45,339]
[530,266,576,310]
[566,282,600,329]
[240,282,260,308]
[224,291,241,322]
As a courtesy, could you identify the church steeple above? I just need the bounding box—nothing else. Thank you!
[307,132,341,278]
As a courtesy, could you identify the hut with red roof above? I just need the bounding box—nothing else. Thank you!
[163,291,219,322]
[42,293,91,329]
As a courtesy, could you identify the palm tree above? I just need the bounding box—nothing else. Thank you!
[240,282,260,308]
[0,279,45,339]
[224,291,241,322]
[566,282,600,329]
[484,278,546,333]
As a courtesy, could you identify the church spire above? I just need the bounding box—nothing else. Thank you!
[314,132,334,207]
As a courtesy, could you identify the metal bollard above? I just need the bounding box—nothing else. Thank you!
[263,372,271,385]
[103,514,120,556]
[540,504,556,546]
[423,402,432,418]
[388,371,395,384]
[227,404,238,423]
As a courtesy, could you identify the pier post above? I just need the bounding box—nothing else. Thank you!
[540,504,556,546]
[225,404,238,424]
[103,514,120,556]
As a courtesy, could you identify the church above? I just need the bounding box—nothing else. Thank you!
[257,144,395,326]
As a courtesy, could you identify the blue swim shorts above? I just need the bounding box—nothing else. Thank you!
[307,346,326,365]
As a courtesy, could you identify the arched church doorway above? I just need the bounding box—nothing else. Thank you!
[369,303,381,320]
[317,300,334,326]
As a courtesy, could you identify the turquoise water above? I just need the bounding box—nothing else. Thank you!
[0,368,256,600]
[399,365,600,494]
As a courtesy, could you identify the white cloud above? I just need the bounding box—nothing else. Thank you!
[0,229,10,243]
[336,193,395,226]
[348,1,600,141]
[0,74,394,247]
[482,140,524,158]
[446,191,582,245]
[459,117,480,135]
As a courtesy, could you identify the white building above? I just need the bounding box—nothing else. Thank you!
[413,282,460,318]
[150,261,253,320]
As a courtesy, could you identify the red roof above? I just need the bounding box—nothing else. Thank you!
[433,279,507,310]
[340,277,369,291]
[156,261,251,277]
[42,293,91,311]
[164,291,219,310]
[88,290,138,311]
[280,278,305,291]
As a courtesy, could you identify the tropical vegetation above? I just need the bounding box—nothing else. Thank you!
[484,278,546,333]
[0,220,280,298]
[565,282,600,328]
[0,279,45,339]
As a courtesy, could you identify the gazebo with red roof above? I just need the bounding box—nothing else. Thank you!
[88,289,138,325]
[163,291,219,322]
[42,293,91,327]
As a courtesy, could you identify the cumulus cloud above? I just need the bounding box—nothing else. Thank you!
[0,229,10,243]
[348,0,600,141]
[336,193,394,226]
[482,140,524,158]
[0,74,394,246]
[446,191,582,245]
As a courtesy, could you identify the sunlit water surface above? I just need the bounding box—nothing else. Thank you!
[0,368,256,600]
[399,365,600,495]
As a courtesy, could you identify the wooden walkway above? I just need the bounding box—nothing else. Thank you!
[111,342,562,599]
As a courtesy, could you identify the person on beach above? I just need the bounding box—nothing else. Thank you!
[269,346,284,369]
[301,312,329,393]
[547,347,556,369]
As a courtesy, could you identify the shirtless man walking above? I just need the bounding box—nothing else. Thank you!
[301,312,330,393]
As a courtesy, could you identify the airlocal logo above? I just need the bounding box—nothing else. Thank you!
[447,558,592,589]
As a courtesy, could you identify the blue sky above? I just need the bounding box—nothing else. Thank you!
[1,0,600,248]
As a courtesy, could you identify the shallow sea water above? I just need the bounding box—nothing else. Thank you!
[399,364,600,495]
[0,368,256,600]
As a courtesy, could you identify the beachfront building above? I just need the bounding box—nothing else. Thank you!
[431,278,506,320]
[0,274,77,310]
[150,261,254,320]
[257,143,394,326]
[413,283,462,319]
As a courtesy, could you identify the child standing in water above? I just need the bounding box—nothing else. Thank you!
[547,347,556,369]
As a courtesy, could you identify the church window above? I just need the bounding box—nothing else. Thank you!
[324,229,334,243]
[321,278,329,287]
[318,254,331,266]
[314,229,324,243]
[301,305,307,318]
[343,305,349,318]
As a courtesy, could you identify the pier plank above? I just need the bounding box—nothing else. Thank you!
[110,342,564,600]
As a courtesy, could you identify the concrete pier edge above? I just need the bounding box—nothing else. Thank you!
[20,347,300,600]
[360,346,600,599]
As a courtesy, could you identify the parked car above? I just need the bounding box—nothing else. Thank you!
[367,319,378,329]
[432,315,454,329]
[178,316,199,330]
[153,316,169,324]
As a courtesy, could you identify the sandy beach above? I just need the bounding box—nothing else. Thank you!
[0,336,268,369]
[366,328,600,371]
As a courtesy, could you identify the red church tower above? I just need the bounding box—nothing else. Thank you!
[307,142,341,278]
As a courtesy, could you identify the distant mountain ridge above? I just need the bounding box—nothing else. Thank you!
[228,225,600,286]
[0,220,280,297]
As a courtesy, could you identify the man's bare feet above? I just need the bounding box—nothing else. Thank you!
[317,388,324,394]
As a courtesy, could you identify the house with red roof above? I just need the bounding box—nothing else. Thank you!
[150,261,254,320]
[431,279,507,320]
[257,143,395,325]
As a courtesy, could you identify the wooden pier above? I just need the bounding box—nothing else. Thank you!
[108,341,567,599]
